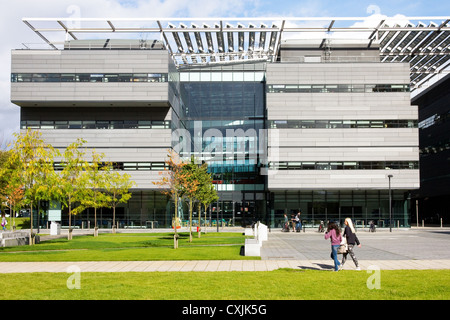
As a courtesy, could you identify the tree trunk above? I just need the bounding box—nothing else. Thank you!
[189,200,193,242]
[94,207,98,237]
[204,205,208,234]
[112,205,116,234]
[174,196,178,249]
[68,200,72,240]
[29,203,34,245]
[198,202,201,238]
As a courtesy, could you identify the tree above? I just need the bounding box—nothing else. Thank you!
[153,150,187,249]
[179,157,200,242]
[7,129,58,244]
[198,178,219,236]
[104,170,135,233]
[82,150,110,237]
[0,150,14,219]
[1,150,25,230]
[0,150,11,196]
[3,185,24,231]
[53,139,90,240]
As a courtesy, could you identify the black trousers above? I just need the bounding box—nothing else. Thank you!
[341,244,359,267]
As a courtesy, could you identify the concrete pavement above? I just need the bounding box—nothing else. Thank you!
[1,227,449,273]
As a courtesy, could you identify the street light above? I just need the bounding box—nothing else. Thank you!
[388,174,393,232]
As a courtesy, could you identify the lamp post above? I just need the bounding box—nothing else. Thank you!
[388,174,393,232]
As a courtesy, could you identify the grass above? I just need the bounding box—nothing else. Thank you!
[4,217,30,230]
[0,232,257,262]
[1,269,449,300]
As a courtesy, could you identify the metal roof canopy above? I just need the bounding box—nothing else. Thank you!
[21,16,450,91]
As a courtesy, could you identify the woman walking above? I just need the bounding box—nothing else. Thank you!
[324,222,342,271]
[340,218,361,270]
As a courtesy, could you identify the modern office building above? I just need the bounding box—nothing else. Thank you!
[10,17,449,229]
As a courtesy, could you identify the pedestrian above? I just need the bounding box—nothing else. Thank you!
[340,218,361,270]
[1,214,7,231]
[295,211,302,232]
[290,214,296,232]
[324,222,342,271]
[283,214,289,232]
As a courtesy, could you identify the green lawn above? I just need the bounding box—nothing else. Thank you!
[1,269,449,300]
[0,232,257,262]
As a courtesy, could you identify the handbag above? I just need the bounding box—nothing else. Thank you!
[337,236,348,254]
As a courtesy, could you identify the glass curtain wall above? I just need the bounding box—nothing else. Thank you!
[179,63,267,227]
[270,190,411,229]
[56,191,171,230]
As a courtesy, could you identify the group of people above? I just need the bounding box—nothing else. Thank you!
[281,212,361,271]
[283,212,302,232]
[324,218,361,271]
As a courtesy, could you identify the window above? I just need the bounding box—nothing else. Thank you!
[325,85,339,93]
[111,121,124,129]
[298,85,311,93]
[40,121,54,129]
[138,121,151,129]
[77,74,90,82]
[149,73,166,82]
[82,121,96,129]
[48,74,61,82]
[123,120,138,129]
[266,83,410,93]
[267,120,418,129]
[118,74,133,82]
[285,85,298,92]
[55,121,68,129]
[89,74,104,83]
[32,74,46,82]
[61,74,76,82]
[132,74,148,82]
[268,161,419,171]
[104,74,118,82]
[352,84,365,93]
[311,85,325,93]
[302,162,315,170]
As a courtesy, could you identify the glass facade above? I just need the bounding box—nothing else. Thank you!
[178,63,268,227]
[11,73,168,83]
[24,61,416,230]
[271,190,411,229]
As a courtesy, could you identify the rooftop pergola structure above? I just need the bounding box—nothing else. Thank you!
[22,16,450,92]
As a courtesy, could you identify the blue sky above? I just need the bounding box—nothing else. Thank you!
[0,0,449,147]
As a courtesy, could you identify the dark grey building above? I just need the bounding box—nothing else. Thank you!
[412,74,450,225]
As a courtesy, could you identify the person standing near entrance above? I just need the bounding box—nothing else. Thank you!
[324,222,342,271]
[340,218,361,270]
[290,214,296,232]
[295,211,302,232]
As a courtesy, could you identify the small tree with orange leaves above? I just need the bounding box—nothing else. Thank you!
[4,185,24,230]
[153,150,187,249]
[179,156,200,243]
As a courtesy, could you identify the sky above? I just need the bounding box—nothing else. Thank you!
[0,0,449,148]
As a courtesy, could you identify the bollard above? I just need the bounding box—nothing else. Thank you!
[422,220,424,228]
[441,218,443,228]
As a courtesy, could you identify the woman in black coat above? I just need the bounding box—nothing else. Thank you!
[340,218,361,270]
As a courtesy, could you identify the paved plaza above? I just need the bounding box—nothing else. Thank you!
[0,227,449,273]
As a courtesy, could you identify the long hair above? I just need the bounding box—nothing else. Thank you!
[345,218,356,233]
[327,222,340,236]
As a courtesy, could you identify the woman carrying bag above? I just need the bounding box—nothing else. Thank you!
[324,222,342,271]
[340,218,361,271]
